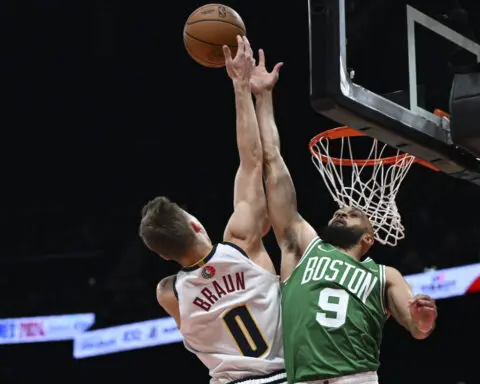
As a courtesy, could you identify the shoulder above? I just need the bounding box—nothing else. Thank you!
[156,275,177,305]
[362,257,384,271]
[385,266,402,278]
[384,266,409,287]
[220,241,248,256]
[220,238,256,262]
[221,240,277,276]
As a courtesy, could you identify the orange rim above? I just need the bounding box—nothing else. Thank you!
[309,126,439,171]
[434,109,450,119]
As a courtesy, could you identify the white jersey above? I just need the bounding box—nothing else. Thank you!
[174,242,285,384]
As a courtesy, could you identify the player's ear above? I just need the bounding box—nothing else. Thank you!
[190,221,202,233]
[362,232,374,247]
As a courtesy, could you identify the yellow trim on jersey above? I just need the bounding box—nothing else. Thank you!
[184,246,214,268]
[237,318,256,351]
[222,304,269,358]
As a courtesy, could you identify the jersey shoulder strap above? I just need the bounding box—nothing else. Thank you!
[221,241,249,259]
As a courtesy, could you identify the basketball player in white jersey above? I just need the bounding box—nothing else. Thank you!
[139,36,285,384]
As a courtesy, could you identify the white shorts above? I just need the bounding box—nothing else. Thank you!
[296,371,378,384]
[228,369,288,384]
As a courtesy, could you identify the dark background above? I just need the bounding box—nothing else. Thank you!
[0,0,479,383]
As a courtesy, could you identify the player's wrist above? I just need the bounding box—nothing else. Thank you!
[232,79,251,91]
[253,89,273,100]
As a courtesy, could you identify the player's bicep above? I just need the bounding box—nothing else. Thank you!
[264,156,317,278]
[224,200,260,252]
[264,156,311,246]
[233,163,265,208]
[385,267,413,329]
[156,276,181,328]
[226,163,266,245]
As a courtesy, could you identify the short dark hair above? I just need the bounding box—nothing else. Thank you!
[139,196,196,260]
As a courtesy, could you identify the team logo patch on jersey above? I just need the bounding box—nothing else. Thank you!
[201,265,216,279]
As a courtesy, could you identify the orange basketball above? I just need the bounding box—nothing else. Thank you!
[183,4,246,68]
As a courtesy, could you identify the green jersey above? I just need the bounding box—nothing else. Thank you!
[282,237,387,383]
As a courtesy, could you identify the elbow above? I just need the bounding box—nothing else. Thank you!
[252,146,263,164]
[263,146,281,164]
[239,144,263,166]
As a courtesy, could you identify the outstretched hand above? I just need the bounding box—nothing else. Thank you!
[223,35,255,83]
[250,49,283,95]
[409,294,437,333]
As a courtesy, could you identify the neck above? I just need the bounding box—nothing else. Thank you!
[336,244,365,261]
[180,239,213,267]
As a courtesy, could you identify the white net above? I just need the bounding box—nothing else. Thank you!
[310,131,416,247]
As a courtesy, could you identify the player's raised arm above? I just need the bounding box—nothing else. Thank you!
[222,37,272,267]
[385,266,437,340]
[251,49,317,278]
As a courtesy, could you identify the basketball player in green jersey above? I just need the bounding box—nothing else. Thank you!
[249,49,438,384]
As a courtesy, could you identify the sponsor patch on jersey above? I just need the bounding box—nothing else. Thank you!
[201,265,216,279]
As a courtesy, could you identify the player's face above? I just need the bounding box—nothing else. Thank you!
[322,207,373,250]
[328,207,366,229]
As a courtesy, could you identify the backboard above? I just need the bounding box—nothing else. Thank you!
[308,0,480,186]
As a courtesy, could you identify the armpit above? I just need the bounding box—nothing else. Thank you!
[284,227,301,255]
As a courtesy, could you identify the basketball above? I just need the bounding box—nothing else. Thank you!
[183,4,246,68]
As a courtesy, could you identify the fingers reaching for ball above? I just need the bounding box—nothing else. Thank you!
[242,36,255,66]
[223,45,232,63]
[236,35,244,57]
[242,36,251,55]
[223,36,252,61]
[223,35,256,82]
[258,49,266,68]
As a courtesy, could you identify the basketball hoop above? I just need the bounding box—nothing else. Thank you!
[309,126,439,247]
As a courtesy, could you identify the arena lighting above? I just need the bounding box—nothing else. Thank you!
[405,262,480,300]
[0,313,95,344]
[73,316,182,359]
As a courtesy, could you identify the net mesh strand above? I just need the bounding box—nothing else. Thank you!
[311,135,415,247]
